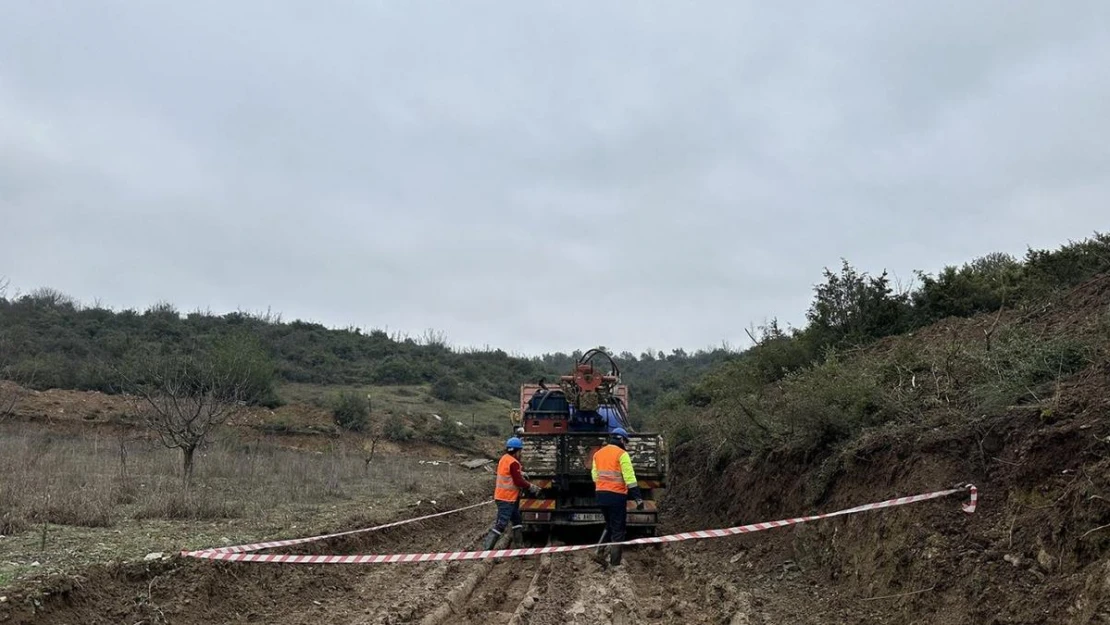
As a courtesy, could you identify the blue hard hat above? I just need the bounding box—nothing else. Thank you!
[610,427,629,439]
[506,437,524,450]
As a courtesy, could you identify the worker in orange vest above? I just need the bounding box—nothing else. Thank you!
[591,427,644,566]
[481,437,541,550]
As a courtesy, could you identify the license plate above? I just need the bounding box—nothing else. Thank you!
[571,513,604,522]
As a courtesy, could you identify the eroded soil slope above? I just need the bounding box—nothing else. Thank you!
[667,275,1110,624]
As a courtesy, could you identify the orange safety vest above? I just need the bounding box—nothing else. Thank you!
[592,444,629,495]
[494,454,522,502]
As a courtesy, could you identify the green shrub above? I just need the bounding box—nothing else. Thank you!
[430,375,484,403]
[802,260,915,353]
[428,418,471,448]
[966,329,1093,411]
[1019,232,1110,301]
[912,252,1023,323]
[430,375,461,401]
[770,354,890,451]
[332,392,370,432]
[383,414,413,441]
[372,357,422,384]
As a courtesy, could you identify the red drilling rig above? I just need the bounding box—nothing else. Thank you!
[511,348,668,539]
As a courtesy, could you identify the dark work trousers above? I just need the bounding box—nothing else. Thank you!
[492,500,522,533]
[596,491,627,543]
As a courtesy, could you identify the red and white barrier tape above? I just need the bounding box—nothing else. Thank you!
[181,483,977,564]
[183,500,492,556]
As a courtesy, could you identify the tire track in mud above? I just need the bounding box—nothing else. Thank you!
[423,535,556,625]
[522,541,754,625]
[623,544,754,624]
[505,553,552,625]
[508,548,586,625]
[429,535,605,625]
[516,550,591,625]
[359,558,473,625]
[478,544,677,625]
[521,543,643,625]
[414,556,497,625]
[328,507,497,625]
[431,555,540,624]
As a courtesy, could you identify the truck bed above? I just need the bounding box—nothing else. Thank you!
[521,432,667,484]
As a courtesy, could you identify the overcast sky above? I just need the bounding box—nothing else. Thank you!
[1,2,1108,355]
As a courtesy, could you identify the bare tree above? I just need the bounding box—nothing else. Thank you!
[122,333,275,488]
[112,420,146,483]
[331,391,383,471]
[361,395,385,471]
[0,373,24,421]
[0,370,29,419]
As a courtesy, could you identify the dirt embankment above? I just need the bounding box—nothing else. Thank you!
[668,410,1110,624]
[665,277,1110,624]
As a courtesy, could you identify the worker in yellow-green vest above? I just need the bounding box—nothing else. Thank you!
[591,427,643,566]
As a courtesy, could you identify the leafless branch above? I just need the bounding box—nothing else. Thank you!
[983,304,1005,353]
[861,586,936,601]
[0,382,22,420]
[732,398,772,435]
[1081,523,1110,539]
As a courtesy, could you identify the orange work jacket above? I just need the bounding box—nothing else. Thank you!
[494,453,522,502]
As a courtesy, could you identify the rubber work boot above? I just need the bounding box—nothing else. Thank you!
[481,530,500,550]
[592,546,609,567]
[511,527,523,548]
[609,545,623,566]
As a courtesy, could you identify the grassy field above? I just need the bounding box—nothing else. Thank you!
[0,421,489,588]
[0,378,517,589]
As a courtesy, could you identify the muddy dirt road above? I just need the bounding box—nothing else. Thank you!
[6,503,894,625]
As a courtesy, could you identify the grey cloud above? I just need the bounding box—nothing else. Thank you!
[2,1,1108,354]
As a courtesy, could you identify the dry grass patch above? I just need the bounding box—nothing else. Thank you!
[0,422,489,588]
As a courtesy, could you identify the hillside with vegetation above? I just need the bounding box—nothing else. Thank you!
[0,285,736,415]
[659,232,1110,623]
[660,232,1110,452]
